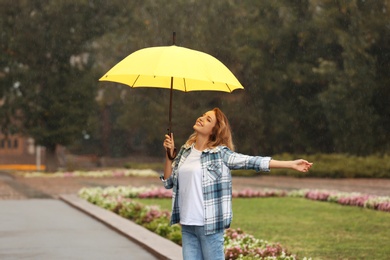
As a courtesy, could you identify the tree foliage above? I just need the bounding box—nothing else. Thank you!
[0,0,132,170]
[1,0,389,167]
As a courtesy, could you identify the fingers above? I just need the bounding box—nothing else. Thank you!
[163,133,175,150]
[164,132,174,141]
[301,160,313,172]
[295,159,313,172]
[163,139,171,149]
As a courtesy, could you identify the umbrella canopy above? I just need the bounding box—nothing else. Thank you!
[99,45,244,93]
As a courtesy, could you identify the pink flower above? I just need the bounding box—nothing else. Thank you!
[112,171,124,177]
[63,172,74,177]
[138,188,172,198]
[305,190,330,201]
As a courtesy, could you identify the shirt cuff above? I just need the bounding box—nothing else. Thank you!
[159,174,167,183]
[262,157,272,171]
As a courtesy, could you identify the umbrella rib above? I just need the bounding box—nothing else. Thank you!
[131,75,140,87]
[225,83,233,93]
[184,78,187,92]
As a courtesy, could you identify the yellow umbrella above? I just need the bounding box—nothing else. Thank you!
[99,45,244,92]
[99,35,244,158]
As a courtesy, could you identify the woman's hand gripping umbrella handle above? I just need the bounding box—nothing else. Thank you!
[164,132,177,161]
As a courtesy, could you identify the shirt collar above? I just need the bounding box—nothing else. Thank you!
[183,143,223,154]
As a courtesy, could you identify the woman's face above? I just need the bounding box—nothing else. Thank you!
[193,110,216,137]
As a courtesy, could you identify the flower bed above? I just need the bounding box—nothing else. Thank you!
[233,188,287,198]
[288,189,390,212]
[19,169,159,178]
[78,186,306,260]
[78,185,390,259]
[224,228,299,260]
[79,185,390,213]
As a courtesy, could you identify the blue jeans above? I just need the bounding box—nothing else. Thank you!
[181,225,224,260]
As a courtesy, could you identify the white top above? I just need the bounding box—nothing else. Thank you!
[178,147,204,225]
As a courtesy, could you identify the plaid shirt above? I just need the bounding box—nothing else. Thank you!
[161,144,271,235]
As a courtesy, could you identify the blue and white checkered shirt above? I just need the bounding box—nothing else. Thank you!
[161,144,271,235]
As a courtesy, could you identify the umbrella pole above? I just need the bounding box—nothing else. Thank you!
[168,31,176,134]
[168,76,173,134]
[167,76,177,160]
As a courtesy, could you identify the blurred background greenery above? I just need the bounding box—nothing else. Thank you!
[1,0,389,171]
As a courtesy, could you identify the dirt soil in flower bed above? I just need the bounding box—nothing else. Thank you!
[1,170,390,200]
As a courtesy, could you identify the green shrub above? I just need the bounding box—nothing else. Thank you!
[231,153,390,178]
[144,217,168,232]
[167,225,182,245]
[123,162,164,171]
[118,200,144,221]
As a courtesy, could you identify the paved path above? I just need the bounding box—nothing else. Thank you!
[0,199,159,260]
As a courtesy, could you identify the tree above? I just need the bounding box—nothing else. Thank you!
[314,0,384,155]
[231,1,329,154]
[232,0,389,156]
[0,0,131,170]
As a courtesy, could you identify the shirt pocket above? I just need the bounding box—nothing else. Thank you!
[206,163,222,181]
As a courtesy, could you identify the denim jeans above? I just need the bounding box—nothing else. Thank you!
[181,225,224,260]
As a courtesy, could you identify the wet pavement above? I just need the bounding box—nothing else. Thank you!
[0,199,159,260]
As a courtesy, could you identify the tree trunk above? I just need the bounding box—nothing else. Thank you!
[45,145,59,172]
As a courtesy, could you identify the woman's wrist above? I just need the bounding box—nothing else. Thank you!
[166,147,177,160]
[269,159,293,169]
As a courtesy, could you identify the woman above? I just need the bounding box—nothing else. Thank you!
[161,107,312,260]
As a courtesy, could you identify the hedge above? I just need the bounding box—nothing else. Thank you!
[232,153,390,178]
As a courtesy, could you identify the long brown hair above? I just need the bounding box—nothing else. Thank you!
[185,108,235,151]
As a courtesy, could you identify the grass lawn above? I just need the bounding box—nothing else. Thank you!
[136,197,390,259]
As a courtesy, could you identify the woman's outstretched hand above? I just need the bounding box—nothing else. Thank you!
[291,159,313,172]
[163,133,175,159]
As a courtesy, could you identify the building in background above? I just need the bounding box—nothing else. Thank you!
[0,133,45,171]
